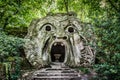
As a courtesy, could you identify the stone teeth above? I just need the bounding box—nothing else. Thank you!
[61,43,64,46]
[53,42,64,46]
[54,43,57,46]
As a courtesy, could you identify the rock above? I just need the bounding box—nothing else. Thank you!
[20,62,96,80]
[24,12,96,68]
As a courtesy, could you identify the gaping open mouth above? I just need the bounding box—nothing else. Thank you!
[50,42,65,62]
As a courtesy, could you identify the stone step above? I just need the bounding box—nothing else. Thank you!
[32,76,81,80]
[33,78,81,80]
[34,73,79,76]
[45,68,71,71]
[20,63,96,80]
[33,76,80,78]
[37,68,71,70]
[26,63,82,80]
[35,70,77,73]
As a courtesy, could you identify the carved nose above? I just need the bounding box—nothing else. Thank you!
[53,36,67,40]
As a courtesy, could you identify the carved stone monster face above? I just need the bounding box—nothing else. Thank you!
[24,13,95,68]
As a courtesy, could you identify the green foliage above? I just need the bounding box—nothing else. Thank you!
[1,59,21,80]
[0,0,120,79]
[0,32,24,79]
[5,27,27,38]
[93,2,120,78]
[0,32,24,62]
[78,67,90,74]
[0,0,106,30]
[94,62,120,80]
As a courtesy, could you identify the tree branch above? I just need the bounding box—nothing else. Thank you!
[64,0,69,13]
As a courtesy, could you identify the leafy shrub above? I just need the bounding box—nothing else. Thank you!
[94,64,120,80]
[0,32,24,62]
[93,12,120,79]
[0,32,24,79]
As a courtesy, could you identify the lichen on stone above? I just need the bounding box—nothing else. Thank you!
[24,12,96,68]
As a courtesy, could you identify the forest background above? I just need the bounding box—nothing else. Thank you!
[0,0,120,79]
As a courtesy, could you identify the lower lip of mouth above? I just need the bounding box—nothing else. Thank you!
[50,42,65,62]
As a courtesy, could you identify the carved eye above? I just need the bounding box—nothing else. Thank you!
[45,25,51,31]
[68,27,74,33]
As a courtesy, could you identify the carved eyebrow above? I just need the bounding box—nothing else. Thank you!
[64,24,79,33]
[64,24,76,30]
[39,23,56,30]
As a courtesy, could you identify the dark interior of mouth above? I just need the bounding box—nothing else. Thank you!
[51,42,65,62]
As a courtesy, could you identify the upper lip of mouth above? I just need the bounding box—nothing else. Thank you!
[53,42,65,46]
[50,39,67,47]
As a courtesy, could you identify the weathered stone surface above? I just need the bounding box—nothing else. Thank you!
[24,12,96,68]
[20,62,97,80]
